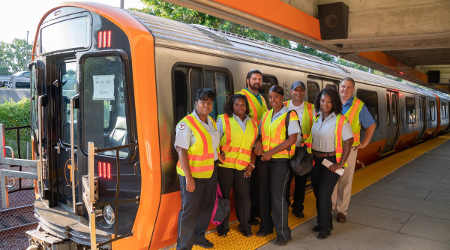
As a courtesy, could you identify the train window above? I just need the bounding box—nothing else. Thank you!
[307,81,320,103]
[429,101,436,121]
[260,74,278,103]
[325,84,337,91]
[172,64,232,122]
[356,89,379,124]
[405,97,416,124]
[61,61,78,144]
[392,94,398,125]
[81,55,129,157]
[441,103,447,119]
[386,93,391,125]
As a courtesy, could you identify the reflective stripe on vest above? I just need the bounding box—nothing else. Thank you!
[176,114,216,178]
[284,100,314,150]
[261,110,297,159]
[219,114,258,170]
[239,89,267,124]
[344,97,364,146]
[335,114,346,164]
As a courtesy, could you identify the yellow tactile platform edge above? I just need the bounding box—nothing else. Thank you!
[190,134,450,250]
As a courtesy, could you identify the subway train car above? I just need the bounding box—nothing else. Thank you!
[26,2,450,249]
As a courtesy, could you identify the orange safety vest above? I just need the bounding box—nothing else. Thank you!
[284,100,314,148]
[261,109,298,159]
[176,114,217,178]
[344,97,364,146]
[237,89,268,124]
[218,114,258,170]
[307,113,349,167]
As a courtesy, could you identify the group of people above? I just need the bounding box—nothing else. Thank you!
[174,70,376,250]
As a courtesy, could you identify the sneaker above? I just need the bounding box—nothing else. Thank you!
[316,231,330,239]
[216,225,229,236]
[194,237,214,248]
[273,237,288,246]
[256,229,273,237]
[336,212,346,223]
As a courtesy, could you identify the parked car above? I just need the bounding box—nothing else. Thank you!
[6,71,30,88]
[0,75,10,87]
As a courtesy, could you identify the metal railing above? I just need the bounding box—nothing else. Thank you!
[83,141,139,250]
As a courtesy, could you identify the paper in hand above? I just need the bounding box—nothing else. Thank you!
[321,159,344,176]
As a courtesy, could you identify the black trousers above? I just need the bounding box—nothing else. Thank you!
[217,167,251,231]
[311,156,340,233]
[177,174,217,250]
[258,159,292,240]
[286,173,308,212]
[250,157,261,220]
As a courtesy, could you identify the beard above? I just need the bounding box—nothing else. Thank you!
[248,82,261,91]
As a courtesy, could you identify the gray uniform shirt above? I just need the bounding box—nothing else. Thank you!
[174,111,220,160]
[311,112,353,153]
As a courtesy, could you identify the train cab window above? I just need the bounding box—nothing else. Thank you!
[260,74,278,103]
[81,55,129,157]
[405,97,416,124]
[325,84,337,91]
[429,101,436,121]
[172,65,232,122]
[61,61,78,144]
[356,89,379,124]
[307,81,320,103]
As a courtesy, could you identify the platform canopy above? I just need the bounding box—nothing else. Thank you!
[166,0,450,91]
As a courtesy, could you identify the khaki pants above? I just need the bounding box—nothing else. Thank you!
[331,148,358,215]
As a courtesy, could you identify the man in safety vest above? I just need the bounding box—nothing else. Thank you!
[284,80,315,218]
[333,77,376,223]
[237,69,268,225]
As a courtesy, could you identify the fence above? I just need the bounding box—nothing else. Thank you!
[0,124,37,250]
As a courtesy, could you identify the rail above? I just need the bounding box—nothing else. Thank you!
[84,141,138,250]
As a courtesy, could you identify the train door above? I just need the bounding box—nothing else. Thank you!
[55,59,78,208]
[420,96,427,136]
[383,91,400,152]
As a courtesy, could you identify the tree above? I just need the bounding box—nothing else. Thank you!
[0,39,32,74]
[139,0,291,48]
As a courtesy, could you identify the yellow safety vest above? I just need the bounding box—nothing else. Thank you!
[284,100,315,148]
[261,109,298,159]
[344,97,364,146]
[306,114,349,167]
[218,114,258,170]
[237,89,268,124]
[176,114,217,179]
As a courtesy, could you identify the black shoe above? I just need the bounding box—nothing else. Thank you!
[316,231,330,239]
[312,225,321,232]
[292,209,304,218]
[256,229,273,237]
[238,225,252,237]
[216,225,229,236]
[249,217,259,225]
[194,237,214,248]
[273,237,288,246]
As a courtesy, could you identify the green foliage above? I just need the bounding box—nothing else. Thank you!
[139,0,291,48]
[0,39,32,74]
[0,98,31,158]
[295,44,334,62]
[336,58,370,72]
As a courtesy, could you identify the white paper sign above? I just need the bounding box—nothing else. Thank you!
[93,75,115,100]
[322,159,344,176]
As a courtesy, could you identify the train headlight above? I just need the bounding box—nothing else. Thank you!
[103,204,115,225]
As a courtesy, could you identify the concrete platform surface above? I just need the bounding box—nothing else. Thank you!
[260,140,450,250]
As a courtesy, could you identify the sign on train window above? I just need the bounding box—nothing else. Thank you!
[82,55,129,157]
[172,64,232,122]
[429,101,436,121]
[405,97,416,124]
[41,15,91,54]
[356,89,379,124]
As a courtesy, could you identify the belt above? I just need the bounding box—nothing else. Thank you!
[312,150,336,158]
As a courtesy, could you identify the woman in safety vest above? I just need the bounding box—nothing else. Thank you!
[255,85,300,246]
[309,87,353,239]
[216,94,258,237]
[174,88,219,250]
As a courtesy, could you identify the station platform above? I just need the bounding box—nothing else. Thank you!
[194,134,450,250]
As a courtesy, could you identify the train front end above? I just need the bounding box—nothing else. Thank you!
[27,3,161,249]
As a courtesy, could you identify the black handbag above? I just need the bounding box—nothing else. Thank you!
[286,110,314,176]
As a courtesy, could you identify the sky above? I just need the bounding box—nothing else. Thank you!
[0,0,146,44]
